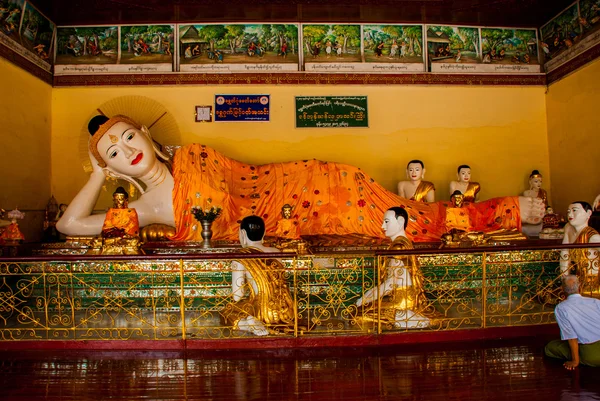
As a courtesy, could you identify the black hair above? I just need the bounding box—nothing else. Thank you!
[386,207,408,229]
[114,186,129,200]
[571,201,592,213]
[457,165,470,173]
[240,215,265,241]
[88,115,110,136]
[451,190,463,197]
[529,169,542,178]
[406,160,424,169]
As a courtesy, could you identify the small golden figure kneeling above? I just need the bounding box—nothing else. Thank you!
[97,187,142,255]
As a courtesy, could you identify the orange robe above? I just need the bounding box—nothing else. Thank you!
[101,208,140,237]
[410,181,435,202]
[171,144,522,242]
[463,182,480,203]
[0,223,24,241]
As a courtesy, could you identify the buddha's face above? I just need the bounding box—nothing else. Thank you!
[113,194,127,209]
[529,177,542,190]
[567,203,590,226]
[458,168,471,183]
[381,210,404,239]
[406,163,424,182]
[96,121,156,177]
[282,206,292,219]
[451,194,464,208]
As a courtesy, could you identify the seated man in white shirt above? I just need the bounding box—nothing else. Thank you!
[544,274,600,369]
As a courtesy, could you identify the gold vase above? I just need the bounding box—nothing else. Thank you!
[200,219,213,248]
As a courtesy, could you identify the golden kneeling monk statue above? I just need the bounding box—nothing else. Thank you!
[356,207,432,329]
[220,216,295,336]
[99,187,142,255]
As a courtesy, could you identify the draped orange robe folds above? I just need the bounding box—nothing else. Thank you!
[171,144,521,242]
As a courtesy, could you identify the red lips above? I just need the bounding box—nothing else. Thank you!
[131,153,143,165]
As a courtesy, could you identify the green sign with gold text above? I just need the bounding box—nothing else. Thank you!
[295,96,368,128]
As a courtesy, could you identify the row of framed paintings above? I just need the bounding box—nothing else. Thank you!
[53,24,544,75]
[1,0,599,77]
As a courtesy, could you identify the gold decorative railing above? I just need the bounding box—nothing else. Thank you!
[0,243,597,342]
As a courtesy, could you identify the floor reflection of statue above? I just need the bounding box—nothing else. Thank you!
[220,216,295,336]
[56,114,545,243]
[449,165,480,203]
[99,186,141,255]
[397,160,435,202]
[560,201,600,297]
[356,207,431,329]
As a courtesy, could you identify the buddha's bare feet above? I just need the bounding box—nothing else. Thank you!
[237,316,269,336]
[518,196,545,225]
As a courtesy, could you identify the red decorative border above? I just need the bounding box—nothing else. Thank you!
[0,324,559,351]
[547,41,600,85]
[53,72,547,87]
[0,42,52,85]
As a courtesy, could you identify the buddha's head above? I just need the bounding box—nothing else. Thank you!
[381,207,408,240]
[457,165,471,183]
[528,170,543,190]
[567,201,592,227]
[239,215,266,246]
[406,160,425,182]
[281,204,293,219]
[112,186,129,209]
[450,190,465,208]
[88,115,169,193]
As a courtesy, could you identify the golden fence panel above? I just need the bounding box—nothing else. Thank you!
[0,245,586,342]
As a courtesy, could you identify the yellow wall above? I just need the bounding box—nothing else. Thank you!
[0,57,52,240]
[52,84,549,208]
[547,58,600,214]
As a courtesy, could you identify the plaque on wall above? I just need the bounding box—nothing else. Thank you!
[295,96,368,128]
[214,95,270,122]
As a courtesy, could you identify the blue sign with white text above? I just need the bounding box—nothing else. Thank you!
[214,95,270,122]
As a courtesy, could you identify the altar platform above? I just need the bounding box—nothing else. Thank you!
[0,239,596,351]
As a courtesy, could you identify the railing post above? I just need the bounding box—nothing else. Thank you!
[179,258,186,341]
[482,252,487,329]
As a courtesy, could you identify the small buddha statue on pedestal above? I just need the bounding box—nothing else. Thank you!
[272,204,304,252]
[523,170,548,208]
[97,186,142,255]
[441,191,487,247]
[449,165,480,203]
[0,209,25,244]
[397,160,435,202]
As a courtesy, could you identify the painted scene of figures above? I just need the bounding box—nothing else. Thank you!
[302,24,361,63]
[541,3,581,61]
[427,26,480,65]
[179,24,298,66]
[481,28,539,65]
[363,24,423,63]
[0,0,23,42]
[56,26,118,65]
[579,0,600,40]
[120,25,174,65]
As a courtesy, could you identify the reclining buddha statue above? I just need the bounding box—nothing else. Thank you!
[57,115,545,242]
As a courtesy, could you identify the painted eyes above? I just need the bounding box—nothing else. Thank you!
[109,149,118,159]
[126,132,135,141]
